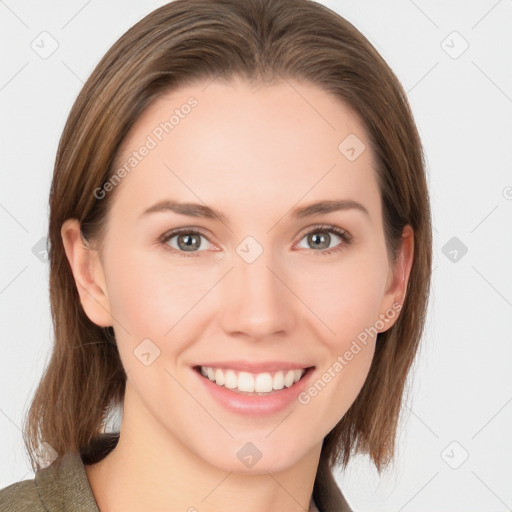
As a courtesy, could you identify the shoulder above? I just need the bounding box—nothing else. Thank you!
[0,451,99,512]
[0,477,46,512]
[0,434,116,512]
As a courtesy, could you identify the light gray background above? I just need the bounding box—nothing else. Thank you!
[1,1,511,511]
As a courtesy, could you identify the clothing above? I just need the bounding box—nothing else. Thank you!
[0,434,353,511]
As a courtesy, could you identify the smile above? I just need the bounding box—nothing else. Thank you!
[197,366,307,395]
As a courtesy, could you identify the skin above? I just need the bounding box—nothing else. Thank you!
[62,76,413,512]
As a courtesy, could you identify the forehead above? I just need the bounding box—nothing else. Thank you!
[109,76,380,224]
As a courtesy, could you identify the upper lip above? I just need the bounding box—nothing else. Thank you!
[194,360,314,373]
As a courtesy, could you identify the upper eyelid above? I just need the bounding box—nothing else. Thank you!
[297,223,348,238]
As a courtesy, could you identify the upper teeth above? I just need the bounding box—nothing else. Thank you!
[200,366,306,393]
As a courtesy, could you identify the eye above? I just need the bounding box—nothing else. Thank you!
[296,224,352,256]
[159,224,352,258]
[159,228,213,257]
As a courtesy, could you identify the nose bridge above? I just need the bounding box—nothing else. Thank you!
[219,238,295,338]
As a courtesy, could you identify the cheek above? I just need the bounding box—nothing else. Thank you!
[293,252,388,343]
[296,261,383,424]
[106,236,388,356]
[105,248,220,339]
[301,340,376,436]
[291,251,386,410]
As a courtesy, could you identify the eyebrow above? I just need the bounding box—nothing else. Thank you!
[292,199,369,218]
[139,199,370,223]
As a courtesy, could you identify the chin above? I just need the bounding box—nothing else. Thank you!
[197,436,310,475]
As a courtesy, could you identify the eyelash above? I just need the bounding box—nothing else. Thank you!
[158,224,352,258]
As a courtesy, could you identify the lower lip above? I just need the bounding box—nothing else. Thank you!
[193,366,315,416]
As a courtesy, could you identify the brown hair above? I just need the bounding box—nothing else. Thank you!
[23,0,432,474]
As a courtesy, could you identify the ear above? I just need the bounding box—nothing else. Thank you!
[377,224,414,333]
[61,219,113,327]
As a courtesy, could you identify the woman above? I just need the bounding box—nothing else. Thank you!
[0,0,431,510]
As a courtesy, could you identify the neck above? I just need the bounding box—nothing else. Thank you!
[85,383,322,512]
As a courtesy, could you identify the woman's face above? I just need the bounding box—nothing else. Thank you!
[69,76,410,473]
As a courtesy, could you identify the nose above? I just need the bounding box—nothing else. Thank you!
[219,246,297,340]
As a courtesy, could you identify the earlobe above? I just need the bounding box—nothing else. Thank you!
[60,219,113,328]
[377,224,414,332]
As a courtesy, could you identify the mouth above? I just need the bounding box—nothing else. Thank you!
[193,365,315,396]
